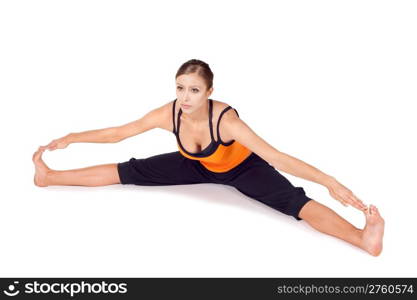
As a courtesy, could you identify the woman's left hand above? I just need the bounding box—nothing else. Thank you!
[326,178,367,211]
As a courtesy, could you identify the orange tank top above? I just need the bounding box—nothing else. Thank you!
[172,98,252,173]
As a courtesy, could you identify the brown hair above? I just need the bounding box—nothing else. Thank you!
[175,59,214,91]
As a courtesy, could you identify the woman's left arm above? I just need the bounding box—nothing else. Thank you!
[223,116,367,211]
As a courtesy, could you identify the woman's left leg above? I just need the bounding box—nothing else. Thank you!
[220,153,384,256]
[298,200,384,256]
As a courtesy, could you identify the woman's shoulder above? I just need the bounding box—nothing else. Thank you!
[211,99,239,119]
[211,99,230,107]
[210,99,241,142]
[146,99,178,132]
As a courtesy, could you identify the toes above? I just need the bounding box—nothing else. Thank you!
[373,206,383,220]
[368,205,375,217]
[33,150,39,161]
[367,205,383,220]
[33,147,44,162]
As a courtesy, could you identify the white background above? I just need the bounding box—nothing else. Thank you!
[1,0,416,277]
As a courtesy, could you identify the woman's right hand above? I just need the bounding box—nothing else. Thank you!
[44,135,71,151]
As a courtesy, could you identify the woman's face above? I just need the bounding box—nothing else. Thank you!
[176,73,213,114]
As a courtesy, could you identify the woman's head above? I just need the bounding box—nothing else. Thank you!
[175,59,214,113]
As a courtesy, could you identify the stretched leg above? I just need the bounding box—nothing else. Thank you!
[33,146,211,187]
[33,146,120,187]
[222,152,385,257]
[298,200,385,256]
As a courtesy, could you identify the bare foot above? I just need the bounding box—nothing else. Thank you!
[32,146,51,187]
[361,205,385,256]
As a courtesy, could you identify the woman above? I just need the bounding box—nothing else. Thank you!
[33,59,385,256]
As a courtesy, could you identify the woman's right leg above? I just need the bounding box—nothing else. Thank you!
[33,146,212,187]
[33,146,120,187]
[46,164,119,187]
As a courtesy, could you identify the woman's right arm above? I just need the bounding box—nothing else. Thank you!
[45,101,172,151]
[113,101,172,142]
[66,127,120,144]
[45,127,122,151]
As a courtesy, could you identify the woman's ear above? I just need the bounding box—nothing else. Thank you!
[207,87,214,97]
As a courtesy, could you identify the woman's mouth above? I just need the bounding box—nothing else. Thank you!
[181,104,191,109]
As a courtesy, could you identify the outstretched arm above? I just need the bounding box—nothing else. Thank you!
[222,114,367,211]
[44,101,171,150]
[224,116,333,186]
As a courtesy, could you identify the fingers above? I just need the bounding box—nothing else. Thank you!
[344,198,359,210]
[352,193,366,207]
[326,182,369,211]
[337,197,349,207]
[330,190,349,207]
[346,198,366,211]
[347,198,371,212]
[333,186,367,211]
[45,139,57,150]
[351,201,366,211]
[335,193,367,211]
[348,194,367,211]
[35,146,47,154]
[46,142,58,151]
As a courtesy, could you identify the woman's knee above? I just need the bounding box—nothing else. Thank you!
[298,199,330,221]
[107,163,121,185]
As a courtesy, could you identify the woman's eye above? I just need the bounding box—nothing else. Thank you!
[176,86,198,93]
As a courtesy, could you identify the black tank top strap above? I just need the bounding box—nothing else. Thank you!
[176,103,182,137]
[233,108,239,117]
[216,105,238,145]
[208,99,215,142]
[172,99,177,134]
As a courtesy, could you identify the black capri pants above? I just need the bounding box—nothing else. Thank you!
[117,151,313,221]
